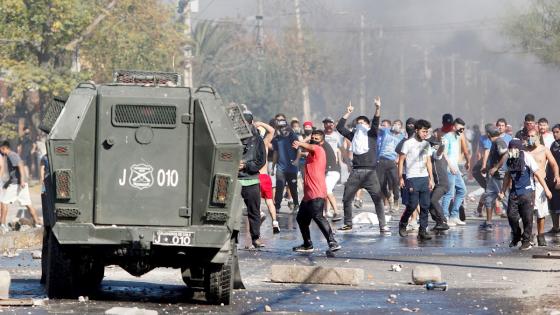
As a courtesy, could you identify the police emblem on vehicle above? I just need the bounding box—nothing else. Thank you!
[129,163,154,190]
[153,231,194,246]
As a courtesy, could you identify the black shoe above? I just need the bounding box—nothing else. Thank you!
[519,241,532,251]
[398,224,408,237]
[331,212,343,222]
[252,239,265,248]
[433,222,449,231]
[293,244,314,252]
[328,241,341,252]
[417,229,432,241]
[272,220,280,234]
[509,237,521,248]
[338,225,352,232]
[537,234,547,247]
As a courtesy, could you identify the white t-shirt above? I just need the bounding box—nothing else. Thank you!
[542,133,554,149]
[324,132,343,156]
[401,137,432,178]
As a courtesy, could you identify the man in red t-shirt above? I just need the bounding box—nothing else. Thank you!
[291,130,341,253]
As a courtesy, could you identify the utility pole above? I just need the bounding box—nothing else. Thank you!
[256,0,264,56]
[450,54,456,114]
[178,0,193,87]
[399,53,405,120]
[293,0,311,120]
[359,14,366,115]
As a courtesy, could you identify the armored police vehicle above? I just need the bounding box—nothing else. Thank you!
[39,70,249,304]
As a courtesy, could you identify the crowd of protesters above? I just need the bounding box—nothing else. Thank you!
[237,98,560,252]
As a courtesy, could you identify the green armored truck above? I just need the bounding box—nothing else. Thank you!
[39,70,248,304]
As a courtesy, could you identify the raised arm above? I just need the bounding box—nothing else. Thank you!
[336,101,355,140]
[368,96,381,137]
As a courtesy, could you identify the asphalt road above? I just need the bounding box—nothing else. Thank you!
[2,183,560,314]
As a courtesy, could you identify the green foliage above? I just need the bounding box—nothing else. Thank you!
[81,0,185,83]
[191,20,327,120]
[506,0,560,65]
[0,0,184,138]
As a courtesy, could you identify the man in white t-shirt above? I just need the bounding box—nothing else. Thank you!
[538,117,555,149]
[397,119,434,241]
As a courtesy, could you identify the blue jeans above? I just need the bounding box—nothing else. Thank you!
[399,177,431,230]
[441,171,466,219]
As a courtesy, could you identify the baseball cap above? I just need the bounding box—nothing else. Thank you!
[486,125,500,137]
[322,117,335,123]
[509,139,523,149]
[303,121,313,128]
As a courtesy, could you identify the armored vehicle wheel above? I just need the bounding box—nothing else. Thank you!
[46,232,104,298]
[40,227,50,284]
[204,245,236,305]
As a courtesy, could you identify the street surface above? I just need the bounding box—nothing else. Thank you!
[1,183,560,314]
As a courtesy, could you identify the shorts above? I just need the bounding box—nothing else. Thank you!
[535,182,549,219]
[484,176,505,209]
[326,171,340,194]
[259,174,273,199]
[1,184,32,206]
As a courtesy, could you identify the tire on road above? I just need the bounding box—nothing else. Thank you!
[45,232,104,298]
[204,245,235,305]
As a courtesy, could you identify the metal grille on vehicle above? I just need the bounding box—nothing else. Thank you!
[39,97,66,134]
[113,70,182,86]
[55,169,72,200]
[113,105,177,128]
[225,104,252,140]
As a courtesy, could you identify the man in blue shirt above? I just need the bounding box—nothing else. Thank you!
[272,118,300,212]
[377,121,404,212]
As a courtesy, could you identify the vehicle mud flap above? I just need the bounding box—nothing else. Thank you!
[233,246,245,290]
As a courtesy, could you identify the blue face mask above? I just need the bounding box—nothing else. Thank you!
[527,136,537,146]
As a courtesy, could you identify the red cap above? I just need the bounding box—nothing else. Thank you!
[303,121,313,128]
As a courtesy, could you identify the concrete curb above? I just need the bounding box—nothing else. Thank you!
[0,228,43,252]
[270,264,364,285]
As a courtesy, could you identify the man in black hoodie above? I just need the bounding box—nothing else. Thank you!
[239,111,267,248]
[336,97,388,233]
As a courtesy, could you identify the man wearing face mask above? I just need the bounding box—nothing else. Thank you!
[395,118,417,216]
[336,97,389,233]
[525,128,560,246]
[546,124,560,234]
[238,111,267,248]
[322,117,344,221]
[515,114,536,142]
[377,120,405,213]
[441,117,470,226]
[291,130,341,252]
[272,117,300,213]
[499,139,552,250]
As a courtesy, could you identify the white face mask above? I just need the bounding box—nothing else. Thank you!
[356,123,369,131]
[508,148,520,159]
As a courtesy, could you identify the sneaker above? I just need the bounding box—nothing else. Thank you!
[417,229,432,241]
[509,236,521,248]
[446,219,457,227]
[331,212,343,222]
[338,225,352,232]
[33,224,43,229]
[380,225,391,234]
[452,217,466,225]
[519,241,533,251]
[537,234,547,247]
[353,199,363,209]
[328,241,342,252]
[479,222,493,231]
[326,211,334,218]
[398,224,408,237]
[272,220,280,234]
[293,244,314,253]
[0,224,9,234]
[252,239,265,248]
[433,222,449,231]
[260,212,267,225]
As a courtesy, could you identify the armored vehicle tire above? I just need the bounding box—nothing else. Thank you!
[204,245,236,305]
[46,232,104,298]
[40,227,50,284]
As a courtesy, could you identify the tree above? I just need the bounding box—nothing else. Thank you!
[505,0,560,66]
[0,0,185,138]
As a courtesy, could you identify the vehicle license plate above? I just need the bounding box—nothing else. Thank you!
[153,231,194,246]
